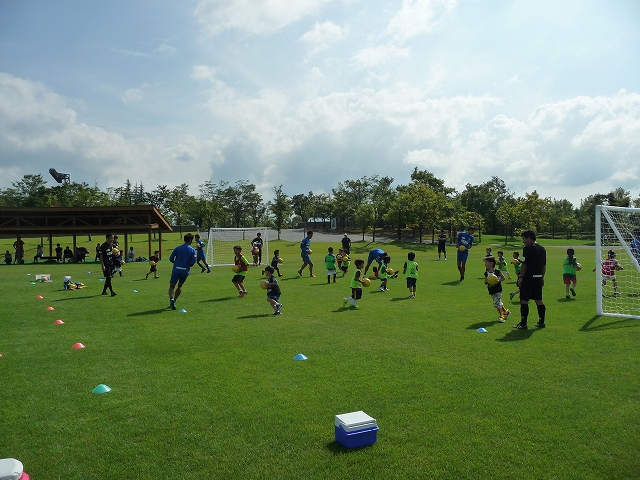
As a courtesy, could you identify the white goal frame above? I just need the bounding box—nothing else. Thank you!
[595,205,640,319]
[206,227,269,267]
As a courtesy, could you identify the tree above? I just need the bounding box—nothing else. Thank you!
[370,176,394,241]
[0,174,48,206]
[167,183,191,236]
[546,199,577,239]
[354,203,375,240]
[410,168,455,195]
[291,192,314,234]
[404,183,441,243]
[269,185,292,240]
[497,199,525,243]
[458,177,512,234]
[519,191,549,232]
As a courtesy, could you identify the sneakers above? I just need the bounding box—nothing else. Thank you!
[502,309,510,319]
[273,311,282,315]
[275,302,282,313]
[278,274,284,277]
[239,291,246,298]
[310,274,316,278]
[379,286,385,292]
[497,317,506,323]
[297,270,302,276]
[513,323,527,329]
[408,294,415,298]
[535,322,546,328]
[349,304,358,309]
[509,292,516,301]
[570,287,576,296]
[111,292,117,297]
[343,298,349,308]
[169,299,176,310]
[201,267,206,273]
[101,291,108,295]
[566,294,571,299]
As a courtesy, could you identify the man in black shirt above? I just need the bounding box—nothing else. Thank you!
[437,230,447,260]
[514,229,546,329]
[251,232,264,265]
[99,233,117,297]
[341,234,351,255]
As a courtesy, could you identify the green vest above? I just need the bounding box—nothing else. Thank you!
[404,260,418,279]
[350,268,363,288]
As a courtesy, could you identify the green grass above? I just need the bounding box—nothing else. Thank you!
[1,237,639,479]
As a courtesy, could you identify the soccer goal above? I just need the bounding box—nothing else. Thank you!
[206,227,269,267]
[595,205,640,319]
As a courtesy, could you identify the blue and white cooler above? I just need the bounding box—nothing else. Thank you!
[334,410,378,448]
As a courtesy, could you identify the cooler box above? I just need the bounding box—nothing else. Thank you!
[335,411,378,448]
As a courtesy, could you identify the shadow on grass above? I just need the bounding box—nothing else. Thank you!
[467,321,501,330]
[127,308,169,317]
[389,296,412,302]
[496,329,535,342]
[441,280,461,286]
[52,294,100,301]
[238,313,274,319]
[580,315,640,332]
[325,440,375,454]
[201,296,236,303]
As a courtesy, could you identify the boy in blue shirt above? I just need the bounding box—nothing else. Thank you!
[263,266,283,315]
[194,234,211,273]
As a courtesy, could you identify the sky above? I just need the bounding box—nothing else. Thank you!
[0,0,639,206]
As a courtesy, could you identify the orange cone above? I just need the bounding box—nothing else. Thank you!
[72,343,85,349]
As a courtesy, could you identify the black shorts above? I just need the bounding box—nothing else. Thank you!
[351,288,362,300]
[406,277,417,288]
[438,243,446,253]
[232,274,246,283]
[520,278,543,302]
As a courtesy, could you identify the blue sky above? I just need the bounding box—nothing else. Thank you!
[1,0,639,205]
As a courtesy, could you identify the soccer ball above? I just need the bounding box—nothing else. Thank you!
[511,259,519,265]
[336,254,343,261]
[232,265,240,273]
[278,257,283,264]
[260,280,269,290]
[149,260,156,267]
[486,274,500,286]
[112,248,120,256]
[361,277,371,288]
[307,249,313,254]
[386,268,395,276]
[575,263,582,271]
[458,245,467,252]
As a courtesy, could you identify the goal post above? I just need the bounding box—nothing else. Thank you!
[206,227,269,267]
[595,205,640,319]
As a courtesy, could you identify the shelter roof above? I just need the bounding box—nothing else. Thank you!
[0,206,172,235]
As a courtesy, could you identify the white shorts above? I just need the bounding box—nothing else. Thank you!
[327,269,337,275]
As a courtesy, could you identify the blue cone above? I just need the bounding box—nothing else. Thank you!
[293,353,308,360]
[92,384,112,394]
[179,309,187,313]
[132,289,138,293]
[30,282,36,285]
[99,278,105,282]
[477,328,488,333]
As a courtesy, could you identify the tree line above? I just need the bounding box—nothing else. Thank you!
[1,170,638,241]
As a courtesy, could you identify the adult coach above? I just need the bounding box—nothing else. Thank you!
[364,248,386,275]
[456,226,476,281]
[298,231,315,277]
[99,233,117,297]
[168,233,197,310]
[513,229,547,330]
[437,230,447,260]
[341,233,352,255]
[13,235,24,264]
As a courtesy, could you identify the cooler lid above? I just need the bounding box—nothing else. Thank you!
[0,458,23,480]
[335,410,376,428]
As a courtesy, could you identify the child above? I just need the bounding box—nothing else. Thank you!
[484,257,510,322]
[4,250,12,265]
[113,248,124,277]
[483,247,493,261]
[146,250,160,279]
[378,255,397,291]
[63,275,86,290]
[232,245,250,297]
[263,266,283,315]
[594,250,622,295]
[340,250,351,277]
[194,234,211,273]
[563,248,579,299]
[403,252,419,298]
[336,250,344,271]
[325,247,338,284]
[343,259,365,308]
[509,252,523,300]
[251,243,260,267]
[266,249,283,277]
[496,250,512,279]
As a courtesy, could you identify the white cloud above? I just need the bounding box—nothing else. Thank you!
[386,0,457,44]
[352,45,411,67]
[299,21,348,56]
[194,0,336,35]
[122,88,144,104]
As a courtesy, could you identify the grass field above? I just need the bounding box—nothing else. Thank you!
[1,234,639,479]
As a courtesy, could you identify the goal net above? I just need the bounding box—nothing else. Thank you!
[596,205,640,319]
[206,227,269,267]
